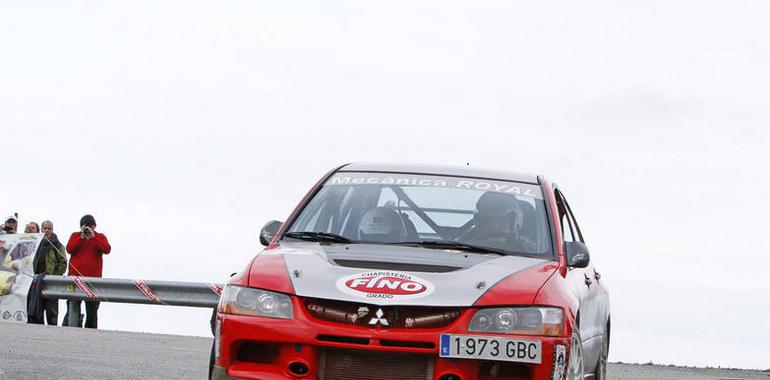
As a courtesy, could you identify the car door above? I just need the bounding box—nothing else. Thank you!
[555,188,607,371]
[555,189,608,370]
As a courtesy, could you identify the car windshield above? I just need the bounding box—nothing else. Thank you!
[286,172,553,257]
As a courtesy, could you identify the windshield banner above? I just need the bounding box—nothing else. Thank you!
[327,173,543,200]
[0,233,43,323]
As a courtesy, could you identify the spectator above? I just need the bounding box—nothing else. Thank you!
[25,222,40,233]
[1,215,18,234]
[66,214,111,329]
[29,220,67,325]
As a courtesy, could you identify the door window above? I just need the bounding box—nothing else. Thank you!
[555,189,584,243]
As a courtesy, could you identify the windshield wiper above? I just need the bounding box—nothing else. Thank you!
[386,240,506,255]
[284,231,352,244]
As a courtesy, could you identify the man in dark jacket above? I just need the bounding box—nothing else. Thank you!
[29,220,67,325]
[66,214,111,328]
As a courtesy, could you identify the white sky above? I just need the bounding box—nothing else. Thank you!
[1,0,769,370]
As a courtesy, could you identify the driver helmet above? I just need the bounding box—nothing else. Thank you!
[475,191,524,235]
[357,207,406,242]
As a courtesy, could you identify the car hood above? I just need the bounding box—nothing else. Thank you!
[249,241,556,307]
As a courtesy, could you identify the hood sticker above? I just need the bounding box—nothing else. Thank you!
[336,271,435,300]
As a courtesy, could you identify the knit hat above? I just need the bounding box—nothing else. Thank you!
[4,215,17,223]
[80,214,96,227]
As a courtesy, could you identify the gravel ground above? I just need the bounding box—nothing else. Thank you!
[0,323,210,380]
[1,323,767,379]
[608,363,769,380]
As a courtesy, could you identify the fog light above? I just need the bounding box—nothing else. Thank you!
[288,361,310,376]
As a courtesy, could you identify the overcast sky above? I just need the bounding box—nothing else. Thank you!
[1,0,768,370]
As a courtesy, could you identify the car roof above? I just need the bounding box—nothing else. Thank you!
[339,162,540,185]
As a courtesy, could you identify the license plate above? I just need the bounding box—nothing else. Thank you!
[439,334,542,364]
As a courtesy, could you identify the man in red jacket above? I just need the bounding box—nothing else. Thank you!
[66,214,111,328]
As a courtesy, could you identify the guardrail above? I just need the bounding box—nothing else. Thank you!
[40,276,223,327]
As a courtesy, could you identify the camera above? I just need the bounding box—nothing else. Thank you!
[82,226,93,236]
[1,224,13,232]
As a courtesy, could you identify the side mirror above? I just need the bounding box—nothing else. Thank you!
[259,220,283,246]
[565,241,590,268]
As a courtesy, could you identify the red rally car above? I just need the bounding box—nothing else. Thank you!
[211,163,610,380]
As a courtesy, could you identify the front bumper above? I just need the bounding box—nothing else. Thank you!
[214,307,570,380]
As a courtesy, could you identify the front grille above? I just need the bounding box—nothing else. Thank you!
[319,348,432,380]
[317,335,370,345]
[380,340,435,349]
[304,297,461,329]
[478,361,531,379]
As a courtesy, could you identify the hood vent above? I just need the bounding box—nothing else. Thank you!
[332,259,460,273]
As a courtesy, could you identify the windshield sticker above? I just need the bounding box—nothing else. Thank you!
[327,173,542,199]
[336,271,436,300]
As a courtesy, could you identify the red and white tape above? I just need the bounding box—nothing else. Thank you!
[133,279,161,303]
[73,276,97,299]
[208,283,223,296]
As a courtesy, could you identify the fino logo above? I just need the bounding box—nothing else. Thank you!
[336,271,435,300]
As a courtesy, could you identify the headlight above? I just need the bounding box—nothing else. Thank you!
[220,285,293,319]
[468,307,563,336]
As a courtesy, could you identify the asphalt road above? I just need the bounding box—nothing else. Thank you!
[1,323,767,380]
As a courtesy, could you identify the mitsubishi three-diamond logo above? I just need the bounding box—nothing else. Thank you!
[368,308,389,326]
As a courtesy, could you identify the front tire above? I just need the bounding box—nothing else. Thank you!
[594,324,610,380]
[567,330,585,380]
[208,341,215,380]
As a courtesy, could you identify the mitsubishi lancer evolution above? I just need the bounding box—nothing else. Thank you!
[211,163,610,380]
